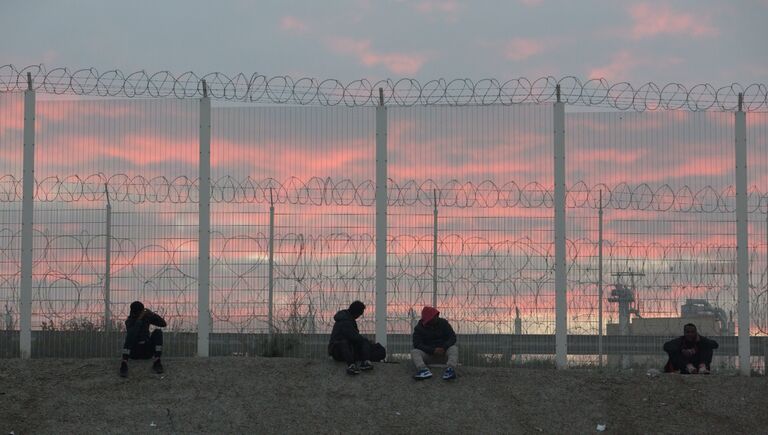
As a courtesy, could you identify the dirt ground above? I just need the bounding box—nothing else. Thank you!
[1,357,767,434]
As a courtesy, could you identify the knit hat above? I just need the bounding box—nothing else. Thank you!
[421,306,439,325]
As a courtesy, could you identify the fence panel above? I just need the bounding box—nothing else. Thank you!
[567,111,740,369]
[388,105,554,365]
[210,106,376,357]
[0,94,23,356]
[30,99,199,357]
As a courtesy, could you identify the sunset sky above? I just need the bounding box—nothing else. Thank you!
[0,1,767,336]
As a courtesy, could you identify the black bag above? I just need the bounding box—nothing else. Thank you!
[370,342,386,362]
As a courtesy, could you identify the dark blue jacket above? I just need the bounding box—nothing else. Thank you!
[413,317,456,355]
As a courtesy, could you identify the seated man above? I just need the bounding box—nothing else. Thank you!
[411,306,458,380]
[120,301,167,377]
[328,300,373,375]
[663,323,719,374]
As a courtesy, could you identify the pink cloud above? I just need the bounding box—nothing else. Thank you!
[279,16,308,34]
[504,38,545,61]
[413,0,461,20]
[588,50,636,81]
[629,3,719,39]
[327,37,427,75]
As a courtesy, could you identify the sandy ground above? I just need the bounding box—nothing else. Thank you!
[1,357,767,434]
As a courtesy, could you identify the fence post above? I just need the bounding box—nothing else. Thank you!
[554,85,567,369]
[104,183,112,330]
[197,80,211,357]
[375,88,388,349]
[20,72,35,359]
[268,188,275,338]
[598,189,604,367]
[735,93,750,376]
[432,189,438,309]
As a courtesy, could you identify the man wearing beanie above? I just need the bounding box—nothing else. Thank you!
[328,300,374,375]
[411,306,458,380]
[119,301,167,377]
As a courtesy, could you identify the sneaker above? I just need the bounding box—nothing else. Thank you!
[442,367,456,380]
[119,361,128,377]
[698,365,710,375]
[413,368,432,380]
[359,360,374,371]
[346,364,361,375]
[152,359,164,374]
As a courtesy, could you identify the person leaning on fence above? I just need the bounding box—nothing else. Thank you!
[663,323,719,374]
[412,306,458,380]
[328,300,374,375]
[119,301,167,377]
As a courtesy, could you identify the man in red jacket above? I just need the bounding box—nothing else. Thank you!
[663,323,719,374]
[411,306,458,380]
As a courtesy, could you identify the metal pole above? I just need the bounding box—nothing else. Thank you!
[104,183,112,330]
[598,189,603,367]
[375,88,388,349]
[554,85,567,369]
[432,189,438,309]
[514,307,522,364]
[20,72,35,359]
[197,80,211,357]
[735,93,750,376]
[268,188,275,337]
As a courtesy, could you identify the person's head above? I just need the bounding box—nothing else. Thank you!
[421,306,440,326]
[129,301,145,317]
[348,300,366,319]
[683,323,698,342]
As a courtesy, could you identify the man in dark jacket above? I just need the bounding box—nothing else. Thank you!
[328,300,373,375]
[663,323,719,374]
[120,301,167,377]
[411,306,458,380]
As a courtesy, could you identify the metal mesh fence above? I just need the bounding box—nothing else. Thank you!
[0,94,23,356]
[30,99,199,356]
[209,106,376,358]
[0,94,765,370]
[567,111,739,368]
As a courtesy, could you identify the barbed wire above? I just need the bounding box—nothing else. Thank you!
[1,64,766,111]
[1,228,765,333]
[1,173,766,212]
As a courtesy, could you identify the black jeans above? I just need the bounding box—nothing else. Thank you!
[329,339,371,365]
[123,329,163,360]
[666,347,714,373]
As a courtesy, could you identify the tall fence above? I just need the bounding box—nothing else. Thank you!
[0,66,767,374]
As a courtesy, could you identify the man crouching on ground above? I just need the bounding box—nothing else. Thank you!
[663,323,719,374]
[412,306,458,380]
[328,300,374,375]
[120,301,167,377]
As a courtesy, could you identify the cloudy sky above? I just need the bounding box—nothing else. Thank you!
[1,0,767,85]
[1,0,767,332]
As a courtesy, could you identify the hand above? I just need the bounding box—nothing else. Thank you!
[682,348,696,357]
[686,363,697,374]
[434,347,445,355]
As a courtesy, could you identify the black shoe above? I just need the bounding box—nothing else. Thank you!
[359,360,374,371]
[152,359,164,374]
[346,364,360,375]
[119,361,128,377]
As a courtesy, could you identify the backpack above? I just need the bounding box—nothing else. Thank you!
[370,342,386,362]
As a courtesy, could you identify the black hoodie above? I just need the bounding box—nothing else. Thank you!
[328,309,367,347]
[125,310,167,343]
